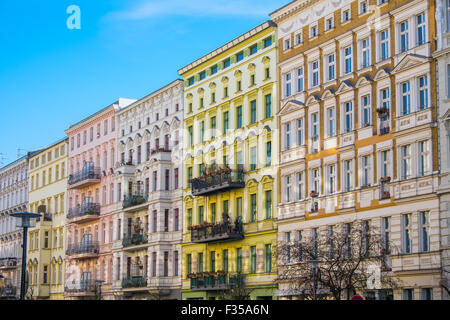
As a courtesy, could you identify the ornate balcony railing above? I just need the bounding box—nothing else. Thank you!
[190,167,245,196]
[64,280,97,294]
[122,233,148,247]
[67,203,101,221]
[122,275,147,289]
[123,193,148,209]
[379,177,391,200]
[68,166,101,187]
[0,286,17,297]
[377,107,390,135]
[0,257,18,269]
[66,241,99,257]
[190,219,244,244]
[150,147,171,155]
[188,272,240,291]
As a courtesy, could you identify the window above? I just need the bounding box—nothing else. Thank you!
[295,32,302,46]
[223,111,229,134]
[174,208,179,231]
[311,60,320,87]
[284,73,292,97]
[361,155,371,186]
[250,146,257,171]
[236,248,242,273]
[296,67,304,93]
[296,172,304,200]
[381,150,390,178]
[359,0,368,14]
[382,217,390,253]
[402,213,412,253]
[188,77,194,86]
[401,145,411,179]
[380,30,389,61]
[344,159,352,192]
[265,190,272,219]
[361,38,370,68]
[400,21,409,52]
[250,74,255,86]
[344,102,353,133]
[237,80,242,91]
[342,8,350,22]
[418,140,430,177]
[263,36,272,48]
[327,108,336,137]
[44,231,49,248]
[188,102,192,113]
[210,251,216,272]
[188,126,193,147]
[327,165,336,194]
[421,288,433,300]
[200,121,204,143]
[310,24,318,38]
[250,100,257,124]
[403,289,414,300]
[223,58,231,69]
[418,75,429,110]
[311,112,319,141]
[199,71,206,80]
[265,244,272,273]
[224,86,228,98]
[187,208,192,229]
[297,119,304,145]
[249,44,258,55]
[326,54,335,81]
[210,65,218,75]
[419,211,430,252]
[361,95,371,127]
[236,51,244,62]
[265,67,270,79]
[312,168,320,194]
[265,94,272,118]
[266,141,272,167]
[325,17,334,31]
[284,38,291,51]
[417,13,426,46]
[211,116,216,139]
[43,265,48,284]
[344,46,352,74]
[223,249,229,272]
[250,246,257,273]
[250,194,257,222]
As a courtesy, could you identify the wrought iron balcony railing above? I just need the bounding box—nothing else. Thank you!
[379,177,391,200]
[190,219,244,244]
[122,275,147,289]
[68,167,101,186]
[67,202,101,220]
[123,193,148,209]
[188,272,241,291]
[0,257,18,269]
[122,233,148,247]
[150,147,171,155]
[66,241,99,257]
[190,167,245,196]
[0,286,17,297]
[64,280,97,294]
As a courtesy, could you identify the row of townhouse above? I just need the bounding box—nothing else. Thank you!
[1,0,449,300]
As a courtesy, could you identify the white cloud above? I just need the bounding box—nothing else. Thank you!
[106,0,277,21]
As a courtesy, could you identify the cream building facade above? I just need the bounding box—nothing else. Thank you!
[272,0,442,299]
[27,138,68,300]
[111,79,184,300]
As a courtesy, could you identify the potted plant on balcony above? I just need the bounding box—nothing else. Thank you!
[376,107,388,115]
[187,273,197,279]
[381,191,390,199]
[217,270,226,276]
[136,196,145,205]
[380,176,391,183]
[310,191,318,198]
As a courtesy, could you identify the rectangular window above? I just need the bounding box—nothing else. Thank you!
[419,211,430,252]
[223,111,229,134]
[297,119,304,145]
[344,101,353,132]
[285,175,291,202]
[421,288,433,300]
[284,73,292,97]
[236,248,242,273]
[250,194,257,222]
[44,231,49,248]
[310,24,318,38]
[296,67,304,92]
[297,172,304,200]
[381,150,390,178]
[285,122,291,150]
[361,95,371,127]
[174,251,179,276]
[223,249,229,272]
[187,254,192,274]
[327,54,335,81]
[362,155,371,186]
[418,75,429,110]
[164,209,169,232]
[198,206,204,224]
[327,165,336,194]
[403,289,414,300]
[236,106,243,128]
[223,58,231,69]
[344,159,352,192]
[265,190,272,219]
[380,30,389,60]
[211,116,216,139]
[382,216,390,253]
[250,146,257,171]
[211,203,217,224]
[417,13,426,46]
[250,246,257,273]
[43,265,48,284]
[344,46,352,74]
[263,36,272,48]
[188,126,193,147]
[210,251,216,272]
[361,38,370,68]
[400,21,409,52]
[163,251,169,276]
[327,108,336,136]
[312,168,320,194]
[236,51,244,62]
[402,213,412,253]
[401,145,411,179]
[418,140,430,176]
[312,61,320,87]
[187,208,192,229]
[250,100,257,124]
[265,244,272,273]
[265,94,272,118]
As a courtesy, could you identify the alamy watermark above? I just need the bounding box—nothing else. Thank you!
[67,5,81,30]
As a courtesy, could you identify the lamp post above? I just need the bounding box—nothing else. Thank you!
[10,212,41,300]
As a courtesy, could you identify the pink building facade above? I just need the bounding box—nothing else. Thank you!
[64,98,135,300]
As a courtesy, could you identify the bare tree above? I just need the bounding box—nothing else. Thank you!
[276,220,400,300]
[219,273,253,300]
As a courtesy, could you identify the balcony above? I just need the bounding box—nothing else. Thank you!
[66,241,99,259]
[68,165,101,189]
[64,280,97,297]
[122,275,147,289]
[0,286,17,298]
[379,177,391,200]
[377,107,390,135]
[0,257,18,270]
[190,220,244,244]
[123,193,148,211]
[188,272,240,291]
[122,233,148,249]
[190,166,245,197]
[151,147,171,155]
[67,202,101,223]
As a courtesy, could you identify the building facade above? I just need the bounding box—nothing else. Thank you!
[111,80,184,300]
[27,138,68,300]
[272,0,442,300]
[64,98,135,300]
[178,21,279,300]
[0,151,39,299]
[434,0,450,300]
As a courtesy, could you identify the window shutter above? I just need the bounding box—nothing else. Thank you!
[195,74,199,82]
[257,42,262,50]
[218,62,223,70]
[206,69,211,76]
[271,34,276,44]
[244,48,250,57]
[184,80,189,87]
[230,55,236,64]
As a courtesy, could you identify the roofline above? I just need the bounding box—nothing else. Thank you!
[65,101,121,134]
[269,0,298,17]
[30,137,69,158]
[116,79,184,117]
[177,20,276,76]
[0,149,44,172]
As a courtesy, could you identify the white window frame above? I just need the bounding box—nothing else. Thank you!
[361,94,371,127]
[343,159,353,192]
[325,15,334,31]
[418,211,430,252]
[360,38,371,69]
[359,0,368,15]
[285,122,291,151]
[342,6,351,23]
[297,172,304,200]
[399,20,409,53]
[297,118,304,146]
[418,140,430,177]
[310,23,318,39]
[296,67,304,93]
[402,213,412,254]
[416,12,427,46]
[343,46,353,75]
[360,155,372,187]
[326,53,336,81]
[327,164,336,194]
[294,32,302,46]
[418,75,429,110]
[284,72,292,98]
[401,144,412,180]
[379,29,390,61]
[326,107,336,137]
[343,101,353,133]
[311,60,320,87]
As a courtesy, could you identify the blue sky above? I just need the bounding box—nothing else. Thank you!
[0,0,287,166]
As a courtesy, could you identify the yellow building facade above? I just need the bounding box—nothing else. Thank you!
[178,21,279,300]
[27,138,68,300]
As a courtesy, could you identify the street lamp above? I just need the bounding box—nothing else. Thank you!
[10,212,41,300]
